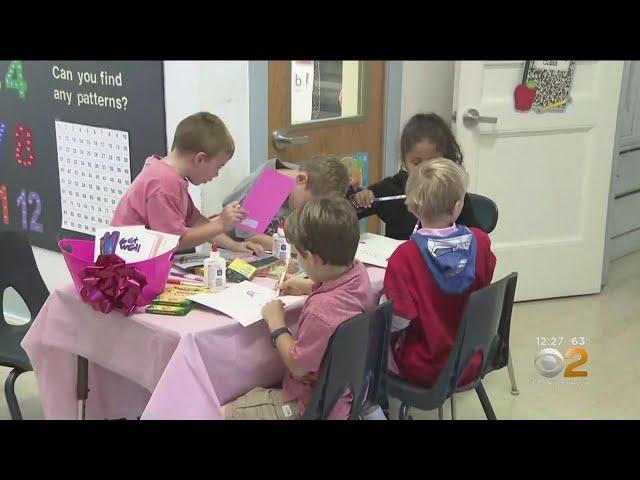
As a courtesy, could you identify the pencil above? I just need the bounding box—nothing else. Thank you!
[275,257,290,297]
[373,195,407,202]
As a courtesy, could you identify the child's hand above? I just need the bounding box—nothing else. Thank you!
[353,189,375,208]
[276,275,313,296]
[219,202,247,230]
[262,299,285,329]
[244,240,264,256]
[230,240,264,256]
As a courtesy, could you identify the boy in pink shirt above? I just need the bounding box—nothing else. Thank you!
[111,112,263,254]
[224,197,375,420]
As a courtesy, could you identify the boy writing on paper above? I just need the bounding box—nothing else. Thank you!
[111,112,262,254]
[223,197,374,420]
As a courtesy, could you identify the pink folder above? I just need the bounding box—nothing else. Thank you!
[236,168,296,235]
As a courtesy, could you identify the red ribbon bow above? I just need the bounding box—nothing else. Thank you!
[79,254,148,316]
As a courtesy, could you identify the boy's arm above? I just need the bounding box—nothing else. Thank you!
[191,214,211,227]
[145,194,226,250]
[214,232,265,256]
[478,229,497,285]
[379,293,412,332]
[244,234,273,252]
[262,300,308,378]
[383,253,419,329]
[177,202,246,251]
[177,218,228,251]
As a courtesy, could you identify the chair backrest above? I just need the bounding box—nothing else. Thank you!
[466,193,499,234]
[303,301,392,420]
[0,230,50,327]
[491,273,518,371]
[454,273,518,385]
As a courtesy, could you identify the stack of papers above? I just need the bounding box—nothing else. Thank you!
[94,225,180,263]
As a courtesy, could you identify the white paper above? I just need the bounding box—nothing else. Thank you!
[55,120,132,235]
[188,281,305,327]
[291,61,315,124]
[355,233,405,268]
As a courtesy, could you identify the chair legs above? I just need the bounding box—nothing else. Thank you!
[450,394,457,420]
[507,351,519,395]
[476,381,497,420]
[398,402,410,420]
[4,368,26,420]
[77,356,89,420]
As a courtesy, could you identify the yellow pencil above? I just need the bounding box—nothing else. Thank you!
[275,257,290,297]
[539,99,567,111]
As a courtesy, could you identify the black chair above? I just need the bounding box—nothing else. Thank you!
[464,192,518,395]
[388,273,518,420]
[465,192,499,234]
[0,230,49,420]
[303,301,392,420]
[451,273,519,419]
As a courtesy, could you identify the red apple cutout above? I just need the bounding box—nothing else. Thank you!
[515,80,538,111]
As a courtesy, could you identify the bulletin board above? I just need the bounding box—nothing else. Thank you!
[0,61,166,252]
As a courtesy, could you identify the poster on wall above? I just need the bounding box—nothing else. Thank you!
[55,121,132,235]
[340,152,369,191]
[291,61,314,124]
[515,61,576,113]
[291,61,345,123]
[0,60,166,252]
[340,152,369,232]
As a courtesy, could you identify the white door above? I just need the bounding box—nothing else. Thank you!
[453,61,624,301]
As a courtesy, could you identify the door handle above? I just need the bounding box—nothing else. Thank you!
[272,129,309,150]
[462,108,498,127]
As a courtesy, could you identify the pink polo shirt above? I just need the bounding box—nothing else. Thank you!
[282,261,375,419]
[111,155,201,236]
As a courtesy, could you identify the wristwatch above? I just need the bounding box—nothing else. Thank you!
[271,327,292,347]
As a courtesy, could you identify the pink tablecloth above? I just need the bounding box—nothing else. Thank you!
[21,266,385,420]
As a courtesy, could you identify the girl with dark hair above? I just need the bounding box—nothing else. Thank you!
[351,113,477,240]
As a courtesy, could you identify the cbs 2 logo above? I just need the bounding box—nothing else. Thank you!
[534,347,589,378]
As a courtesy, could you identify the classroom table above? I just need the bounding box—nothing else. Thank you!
[21,266,386,419]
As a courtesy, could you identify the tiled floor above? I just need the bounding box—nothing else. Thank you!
[3,251,639,420]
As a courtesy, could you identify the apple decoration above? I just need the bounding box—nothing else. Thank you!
[515,80,538,112]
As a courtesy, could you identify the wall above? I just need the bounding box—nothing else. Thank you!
[400,61,455,132]
[608,61,640,262]
[4,61,252,322]
[382,61,456,176]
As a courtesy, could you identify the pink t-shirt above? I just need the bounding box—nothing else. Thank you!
[282,261,375,419]
[111,155,201,236]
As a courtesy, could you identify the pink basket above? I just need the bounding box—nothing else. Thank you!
[58,238,175,306]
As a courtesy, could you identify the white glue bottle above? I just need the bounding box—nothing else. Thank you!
[204,242,227,292]
[272,218,291,262]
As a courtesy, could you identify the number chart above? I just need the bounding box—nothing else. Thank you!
[55,121,131,234]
